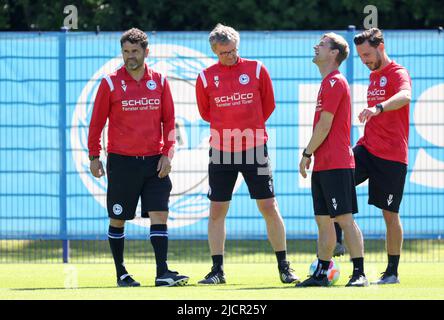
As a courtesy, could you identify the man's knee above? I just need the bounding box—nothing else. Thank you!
[383,215,402,232]
[315,215,333,230]
[110,218,125,228]
[149,211,169,224]
[210,201,230,221]
[334,214,354,229]
[257,198,279,217]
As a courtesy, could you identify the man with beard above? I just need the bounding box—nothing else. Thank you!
[353,28,412,284]
[88,28,188,287]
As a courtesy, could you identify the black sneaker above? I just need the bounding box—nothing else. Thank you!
[155,270,189,287]
[278,261,300,284]
[198,267,226,285]
[295,275,329,287]
[371,272,400,285]
[117,274,141,287]
[345,274,369,287]
[333,242,346,257]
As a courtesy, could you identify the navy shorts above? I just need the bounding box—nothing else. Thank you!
[106,153,172,220]
[208,144,275,201]
[311,168,358,217]
[353,145,407,213]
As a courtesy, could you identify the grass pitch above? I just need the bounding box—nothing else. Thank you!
[1,262,443,300]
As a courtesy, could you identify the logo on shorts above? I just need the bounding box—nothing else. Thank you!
[380,76,387,87]
[146,80,157,90]
[239,74,250,85]
[387,194,394,206]
[113,204,123,215]
[332,198,338,210]
[268,180,273,193]
[208,187,212,197]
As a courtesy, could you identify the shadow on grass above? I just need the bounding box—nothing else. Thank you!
[11,286,117,291]
[11,284,200,291]
[222,286,296,291]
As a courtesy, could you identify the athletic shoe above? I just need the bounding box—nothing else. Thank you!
[278,261,300,284]
[345,274,369,287]
[333,242,346,257]
[155,270,189,287]
[198,267,226,285]
[295,275,329,287]
[117,274,141,287]
[371,272,400,285]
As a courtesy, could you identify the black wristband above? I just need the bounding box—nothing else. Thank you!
[302,148,312,158]
[89,155,99,161]
[375,103,384,113]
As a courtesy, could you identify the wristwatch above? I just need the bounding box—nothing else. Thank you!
[375,103,384,113]
[302,148,312,159]
[89,155,99,161]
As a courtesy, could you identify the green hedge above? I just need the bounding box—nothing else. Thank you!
[1,0,442,31]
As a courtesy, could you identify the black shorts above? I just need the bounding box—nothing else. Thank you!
[208,144,275,201]
[353,145,407,213]
[311,169,358,217]
[106,153,172,220]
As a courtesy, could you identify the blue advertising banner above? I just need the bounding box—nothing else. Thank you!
[0,30,443,240]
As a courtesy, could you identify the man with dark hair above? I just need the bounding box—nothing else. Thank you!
[354,27,412,285]
[195,23,299,285]
[120,28,149,50]
[88,28,188,287]
[297,33,368,287]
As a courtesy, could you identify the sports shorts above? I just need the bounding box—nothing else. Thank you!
[353,145,407,213]
[311,168,358,217]
[106,153,172,220]
[208,144,275,201]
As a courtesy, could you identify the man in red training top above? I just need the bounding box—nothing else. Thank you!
[195,23,299,285]
[88,28,188,287]
[297,33,368,287]
[354,28,412,285]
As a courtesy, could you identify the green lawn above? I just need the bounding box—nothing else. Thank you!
[1,263,443,300]
[1,239,443,263]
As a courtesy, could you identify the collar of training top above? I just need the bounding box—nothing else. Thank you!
[372,60,396,75]
[217,57,243,70]
[121,63,151,81]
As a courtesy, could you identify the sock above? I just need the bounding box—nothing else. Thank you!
[386,255,400,276]
[334,223,343,244]
[275,250,287,267]
[211,255,224,271]
[351,257,365,276]
[108,226,127,279]
[314,259,330,279]
[150,224,169,277]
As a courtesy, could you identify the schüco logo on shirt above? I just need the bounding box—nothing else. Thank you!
[214,92,254,104]
[367,88,386,96]
[121,98,161,111]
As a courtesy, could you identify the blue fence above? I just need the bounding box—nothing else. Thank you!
[0,29,443,245]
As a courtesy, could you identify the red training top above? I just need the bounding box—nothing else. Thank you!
[88,64,175,158]
[195,57,275,152]
[357,61,411,164]
[313,70,355,172]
